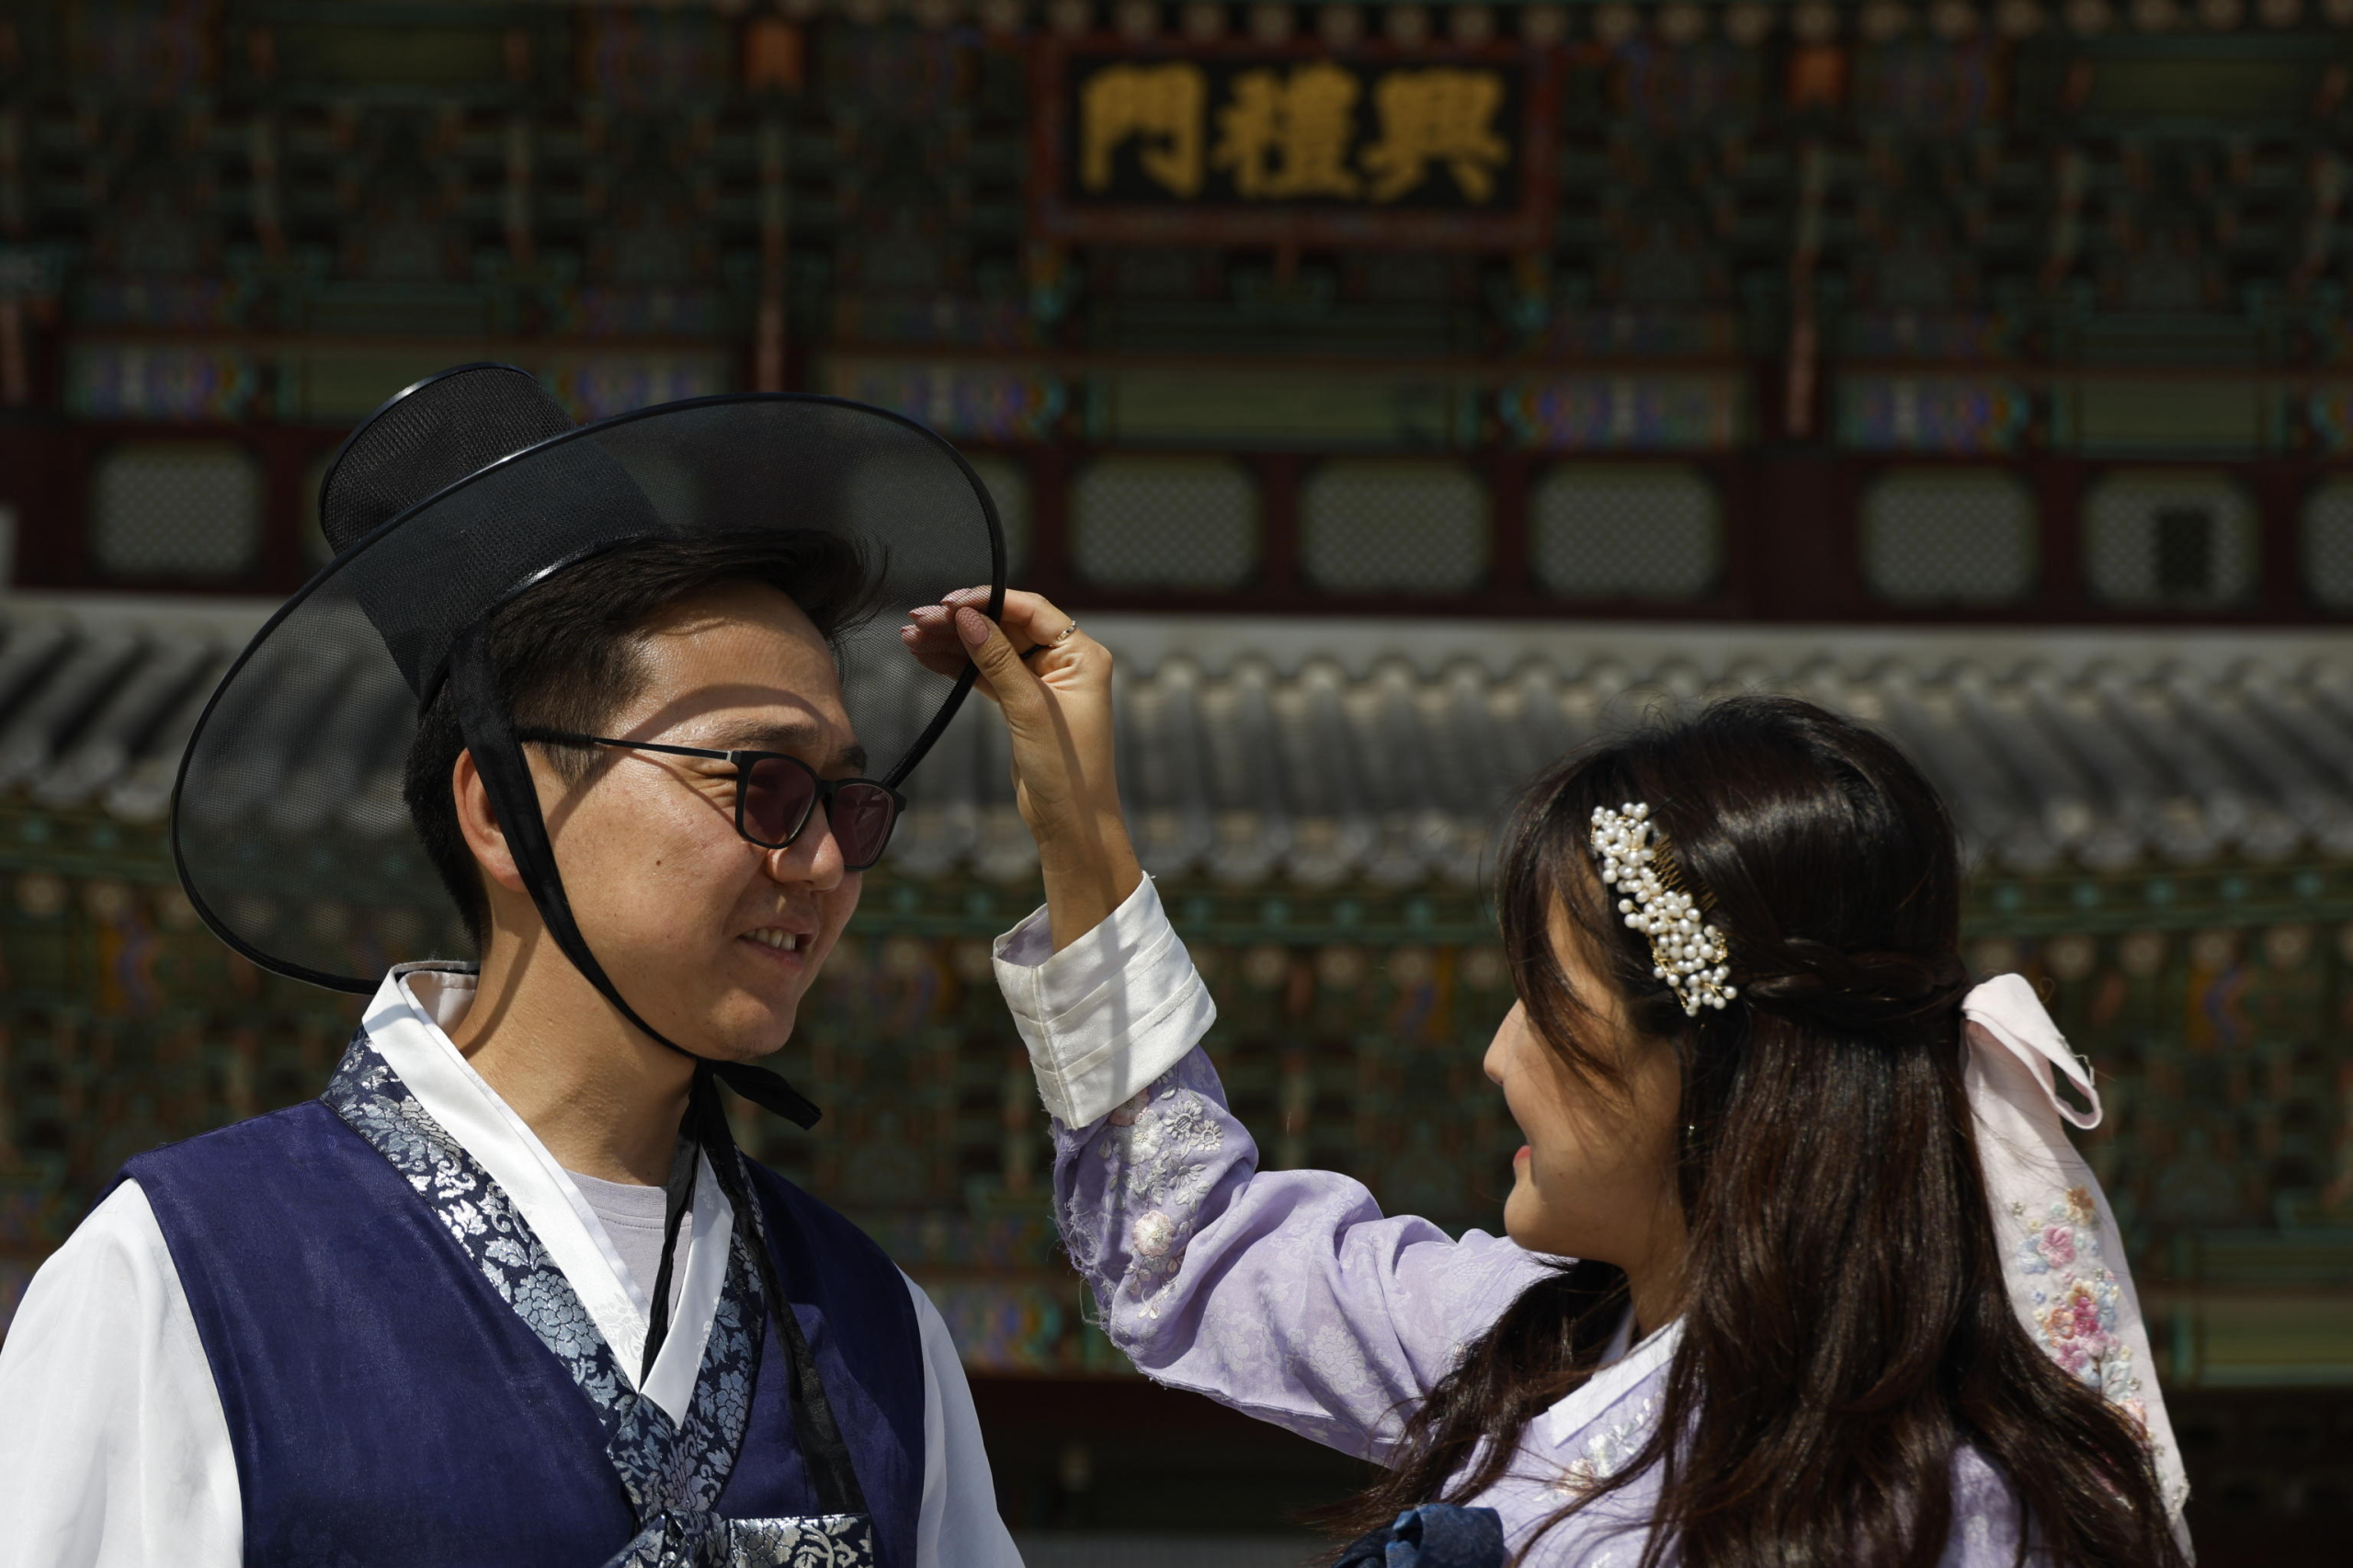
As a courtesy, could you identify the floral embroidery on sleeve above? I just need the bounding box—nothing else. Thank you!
[1092,1064,1226,1317]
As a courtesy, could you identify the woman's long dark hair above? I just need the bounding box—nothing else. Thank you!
[1327,696,2184,1567]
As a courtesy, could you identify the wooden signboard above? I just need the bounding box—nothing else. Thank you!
[1030,41,1560,251]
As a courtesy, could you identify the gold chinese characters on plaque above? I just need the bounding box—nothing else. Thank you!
[1036,47,1556,249]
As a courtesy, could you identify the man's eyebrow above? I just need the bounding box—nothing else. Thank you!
[701,720,866,773]
[698,718,816,750]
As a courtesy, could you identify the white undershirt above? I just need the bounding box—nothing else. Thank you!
[0,964,1022,1568]
[566,1167,688,1324]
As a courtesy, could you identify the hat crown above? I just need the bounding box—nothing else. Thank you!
[318,364,574,555]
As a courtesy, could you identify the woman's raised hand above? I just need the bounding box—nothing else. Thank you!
[901,588,1142,951]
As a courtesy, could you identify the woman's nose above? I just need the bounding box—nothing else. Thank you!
[1483,1004,1524,1086]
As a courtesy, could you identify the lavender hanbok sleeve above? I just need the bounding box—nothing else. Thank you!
[994,879,1553,1461]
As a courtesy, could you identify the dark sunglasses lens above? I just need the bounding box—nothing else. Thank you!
[829,783,899,869]
[741,756,819,846]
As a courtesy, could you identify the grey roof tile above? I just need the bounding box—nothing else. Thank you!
[4,596,2349,890]
[0,630,143,794]
[29,633,215,811]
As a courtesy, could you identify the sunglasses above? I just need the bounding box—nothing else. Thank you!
[517,728,904,870]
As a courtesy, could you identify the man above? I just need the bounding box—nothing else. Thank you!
[0,365,1023,1567]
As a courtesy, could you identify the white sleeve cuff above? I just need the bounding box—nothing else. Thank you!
[991,875,1217,1128]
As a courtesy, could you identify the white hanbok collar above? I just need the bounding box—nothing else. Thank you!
[362,961,729,1425]
[1541,1312,1683,1450]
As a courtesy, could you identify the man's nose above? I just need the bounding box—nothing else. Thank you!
[763,812,847,890]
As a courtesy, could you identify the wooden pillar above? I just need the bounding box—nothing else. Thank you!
[0,418,84,587]
[254,427,316,594]
[2253,460,2307,619]
[756,116,790,393]
[2036,456,2086,616]
[1485,449,1532,606]
[1751,451,1859,620]
[1256,453,1302,601]
[1029,442,1074,599]
[1716,450,1760,616]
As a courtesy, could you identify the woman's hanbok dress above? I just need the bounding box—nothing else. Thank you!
[992,881,2191,1566]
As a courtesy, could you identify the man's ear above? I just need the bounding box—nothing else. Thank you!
[451,748,529,894]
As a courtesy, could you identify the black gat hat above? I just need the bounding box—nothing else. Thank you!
[172,365,1004,1125]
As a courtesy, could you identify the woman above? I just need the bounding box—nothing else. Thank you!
[909,591,2191,1566]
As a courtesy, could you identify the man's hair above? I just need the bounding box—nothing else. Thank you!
[401,530,878,948]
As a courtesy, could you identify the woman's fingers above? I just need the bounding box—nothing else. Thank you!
[903,583,1115,803]
[897,585,1136,950]
[896,586,1090,688]
[937,586,1068,643]
[899,606,972,683]
[948,601,1052,733]
[990,588,1079,653]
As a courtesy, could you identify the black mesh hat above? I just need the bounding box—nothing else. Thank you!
[172,364,1003,1126]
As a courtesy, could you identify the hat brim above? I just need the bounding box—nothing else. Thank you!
[172,392,1005,993]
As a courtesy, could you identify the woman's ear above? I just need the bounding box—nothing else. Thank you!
[451,748,529,894]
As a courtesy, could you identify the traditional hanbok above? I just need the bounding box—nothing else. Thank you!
[1,965,1015,1567]
[0,365,1025,1567]
[992,880,2193,1566]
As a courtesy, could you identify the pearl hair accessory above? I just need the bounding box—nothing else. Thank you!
[1589,801,1736,1017]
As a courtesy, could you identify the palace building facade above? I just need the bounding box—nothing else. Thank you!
[1,0,2350,1550]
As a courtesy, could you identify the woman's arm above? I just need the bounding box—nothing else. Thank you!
[911,590,1551,1456]
[994,874,1552,1460]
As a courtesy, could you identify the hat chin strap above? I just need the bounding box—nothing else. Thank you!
[446,626,824,1131]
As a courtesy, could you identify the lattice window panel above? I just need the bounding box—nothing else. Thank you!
[1071,457,1257,590]
[2305,477,2353,610]
[1862,468,2037,606]
[1301,460,1487,596]
[1531,464,1721,600]
[91,442,263,580]
[962,453,1032,579]
[2084,470,2256,607]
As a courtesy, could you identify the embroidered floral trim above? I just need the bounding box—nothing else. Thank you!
[2008,1185,2143,1414]
[1545,1396,1660,1498]
[325,1032,872,1568]
[1086,1057,1226,1320]
[613,1510,876,1568]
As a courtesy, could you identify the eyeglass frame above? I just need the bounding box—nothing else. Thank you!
[516,727,906,869]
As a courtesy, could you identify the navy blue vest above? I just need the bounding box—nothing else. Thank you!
[123,1100,925,1568]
